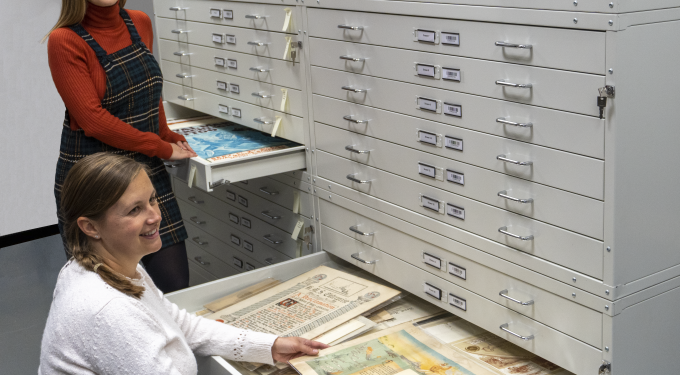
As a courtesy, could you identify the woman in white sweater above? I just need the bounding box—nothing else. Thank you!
[40,153,328,374]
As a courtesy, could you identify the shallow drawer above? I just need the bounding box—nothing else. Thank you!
[310,38,603,116]
[156,18,298,62]
[307,9,605,75]
[188,260,217,287]
[315,122,603,238]
[164,81,194,109]
[155,0,299,33]
[186,222,268,272]
[221,176,314,218]
[316,151,603,278]
[163,62,304,116]
[160,39,303,90]
[186,241,241,279]
[319,201,602,347]
[267,171,310,191]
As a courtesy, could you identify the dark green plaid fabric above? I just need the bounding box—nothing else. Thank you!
[54,9,187,253]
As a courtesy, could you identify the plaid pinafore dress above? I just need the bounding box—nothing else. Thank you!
[54,9,187,254]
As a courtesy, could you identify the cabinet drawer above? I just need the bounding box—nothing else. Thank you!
[310,38,603,116]
[163,62,304,116]
[319,200,602,347]
[315,123,603,238]
[188,260,217,287]
[307,9,605,74]
[317,151,603,278]
[159,39,304,90]
[163,81,194,109]
[155,0,298,33]
[186,241,240,279]
[186,222,268,272]
[222,177,314,218]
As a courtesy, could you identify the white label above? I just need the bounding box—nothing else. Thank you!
[416,29,436,43]
[417,97,438,112]
[418,130,438,146]
[442,68,461,82]
[421,196,440,212]
[449,294,467,311]
[243,241,254,252]
[210,8,222,18]
[214,57,226,67]
[230,235,241,246]
[233,257,243,268]
[237,196,248,207]
[446,169,465,185]
[218,104,229,114]
[245,263,255,271]
[416,64,436,78]
[445,136,463,151]
[424,283,442,299]
[446,203,465,220]
[217,81,227,90]
[229,213,239,224]
[226,190,236,201]
[241,218,251,229]
[441,32,460,46]
[223,10,233,19]
[443,103,462,117]
[229,84,240,94]
[212,33,224,44]
[232,108,242,118]
[225,34,236,44]
[418,163,436,178]
[423,253,442,269]
[227,59,237,68]
[448,262,467,280]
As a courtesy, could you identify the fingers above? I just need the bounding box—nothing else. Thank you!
[307,340,331,350]
[297,339,326,356]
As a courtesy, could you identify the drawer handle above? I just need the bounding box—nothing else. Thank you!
[499,323,534,341]
[247,41,271,46]
[351,252,378,264]
[259,187,279,196]
[346,174,372,184]
[189,216,206,225]
[188,196,204,204]
[340,55,366,62]
[343,115,369,124]
[192,237,209,246]
[163,161,180,168]
[254,117,274,125]
[498,226,534,241]
[249,67,271,73]
[252,92,275,98]
[345,145,371,154]
[263,234,283,244]
[499,289,534,306]
[498,190,534,204]
[194,256,210,266]
[495,41,533,49]
[261,210,281,220]
[496,118,533,128]
[171,29,190,34]
[349,225,374,236]
[173,51,192,56]
[245,14,268,19]
[497,155,533,166]
[169,6,187,11]
[342,86,367,93]
[178,95,195,101]
[265,258,274,265]
[338,24,364,31]
[176,73,194,79]
[496,80,533,89]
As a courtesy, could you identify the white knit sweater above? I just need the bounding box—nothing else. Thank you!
[39,259,278,374]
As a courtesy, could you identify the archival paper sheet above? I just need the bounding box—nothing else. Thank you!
[206,266,401,339]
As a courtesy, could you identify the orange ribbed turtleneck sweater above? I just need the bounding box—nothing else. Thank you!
[48,3,184,159]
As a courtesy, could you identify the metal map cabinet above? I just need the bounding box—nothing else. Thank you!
[156,1,680,374]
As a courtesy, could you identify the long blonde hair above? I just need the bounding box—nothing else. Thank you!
[60,152,147,298]
[42,0,128,42]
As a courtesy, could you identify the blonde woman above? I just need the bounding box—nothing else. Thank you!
[47,0,195,292]
[39,153,329,374]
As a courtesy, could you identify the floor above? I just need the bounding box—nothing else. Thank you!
[0,235,65,374]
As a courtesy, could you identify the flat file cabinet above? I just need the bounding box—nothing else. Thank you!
[155,1,680,374]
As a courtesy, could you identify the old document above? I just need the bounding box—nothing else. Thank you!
[206,266,401,339]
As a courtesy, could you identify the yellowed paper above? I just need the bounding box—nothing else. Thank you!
[315,319,366,345]
[282,8,292,32]
[188,164,197,188]
[292,190,301,214]
[296,239,303,257]
[283,36,292,60]
[280,88,289,112]
[271,116,282,137]
[328,316,377,345]
[204,278,281,312]
[393,369,420,375]
[292,220,304,239]
[366,309,394,324]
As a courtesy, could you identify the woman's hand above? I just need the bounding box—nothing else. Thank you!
[167,142,197,160]
[176,141,197,155]
[271,337,330,363]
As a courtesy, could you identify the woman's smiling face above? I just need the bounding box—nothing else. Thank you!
[87,0,120,7]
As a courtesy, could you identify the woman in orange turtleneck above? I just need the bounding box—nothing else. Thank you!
[46,0,196,293]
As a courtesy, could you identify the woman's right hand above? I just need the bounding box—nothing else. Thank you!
[167,143,198,160]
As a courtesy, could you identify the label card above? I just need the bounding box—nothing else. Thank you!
[210,8,222,18]
[215,57,226,67]
[226,190,236,201]
[443,103,462,117]
[448,262,467,280]
[232,108,242,118]
[229,84,240,94]
[417,97,438,112]
[217,81,227,90]
[418,130,439,146]
[418,162,437,178]
[230,235,241,246]
[227,59,238,69]
[416,64,437,78]
[241,218,251,229]
[423,253,442,269]
[223,10,233,19]
[446,203,465,220]
[446,169,465,185]
[243,241,254,252]
[424,283,442,300]
[229,213,239,224]
[421,195,441,212]
[441,32,460,46]
[237,196,248,207]
[445,136,463,151]
[449,293,467,311]
[218,104,229,114]
[416,29,437,43]
[442,68,461,82]
[226,34,236,44]
[233,257,243,268]
[212,33,225,44]
[245,263,256,271]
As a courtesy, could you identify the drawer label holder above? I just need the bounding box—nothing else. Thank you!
[448,262,467,280]
[446,203,466,220]
[231,235,241,246]
[441,32,460,46]
[213,33,226,44]
[227,59,238,69]
[217,81,228,91]
[215,57,226,67]
[418,162,444,181]
[420,194,445,214]
[449,293,467,311]
[442,68,461,82]
[443,103,462,117]
[414,28,439,44]
[245,262,255,271]
[424,283,442,300]
[238,196,248,207]
[243,241,254,252]
[226,190,236,201]
[229,213,239,224]
[446,169,465,185]
[444,136,463,151]
[225,34,236,44]
[218,104,229,114]
[416,129,443,147]
[233,257,243,268]
[230,84,240,94]
[416,96,442,113]
[223,10,233,19]
[415,63,441,79]
[423,252,442,270]
[241,217,252,229]
[210,8,222,18]
[232,108,242,118]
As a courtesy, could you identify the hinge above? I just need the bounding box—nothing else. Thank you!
[599,360,611,374]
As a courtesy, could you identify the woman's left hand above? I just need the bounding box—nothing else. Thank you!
[176,141,197,157]
[271,337,330,362]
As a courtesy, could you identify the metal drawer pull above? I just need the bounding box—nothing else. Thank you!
[343,115,369,124]
[163,161,180,168]
[177,95,195,101]
[189,216,206,225]
[499,290,534,305]
[497,155,533,166]
[349,226,374,236]
[498,190,533,204]
[192,237,208,246]
[496,118,533,128]
[346,174,372,184]
[340,55,365,62]
[498,226,534,241]
[173,51,192,56]
[254,117,274,125]
[345,145,371,154]
[495,41,533,49]
[245,14,268,19]
[249,67,271,72]
[265,258,274,265]
[259,187,279,196]
[247,41,270,46]
[499,323,534,341]
[342,86,367,93]
[188,196,204,204]
[252,92,274,98]
[261,210,281,220]
[194,256,210,266]
[175,73,193,79]
[338,24,364,31]
[351,252,378,264]
[263,234,283,244]
[169,6,187,11]
[496,80,533,89]
[171,29,190,34]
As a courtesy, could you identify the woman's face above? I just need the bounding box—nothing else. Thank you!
[87,0,119,7]
[95,171,163,258]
